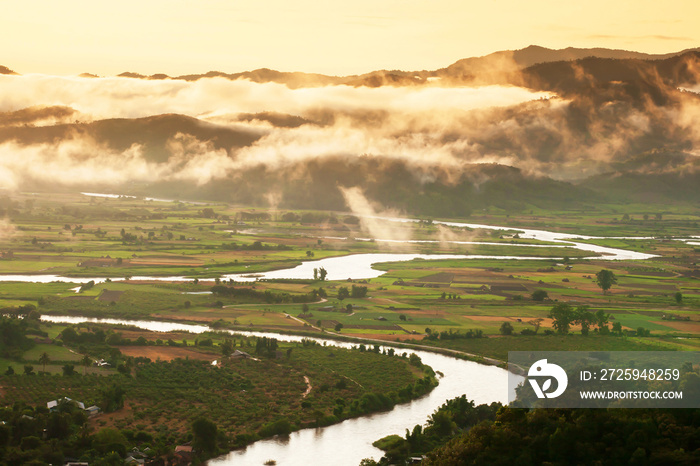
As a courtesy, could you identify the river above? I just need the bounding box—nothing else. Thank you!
[0,217,663,286]
[16,213,673,464]
[41,315,513,465]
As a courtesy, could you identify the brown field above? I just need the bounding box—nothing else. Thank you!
[118,346,217,362]
[460,315,593,331]
[418,272,455,283]
[98,289,124,301]
[651,321,700,333]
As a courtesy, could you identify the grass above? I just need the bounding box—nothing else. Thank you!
[22,344,82,363]
[419,334,678,361]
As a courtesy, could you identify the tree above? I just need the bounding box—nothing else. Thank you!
[351,285,368,298]
[499,322,514,335]
[81,354,92,375]
[531,318,544,334]
[192,418,218,455]
[100,384,125,412]
[39,352,50,373]
[675,292,683,305]
[595,309,610,333]
[548,303,575,334]
[334,323,343,332]
[574,306,595,336]
[221,339,233,356]
[337,286,350,300]
[62,364,75,376]
[531,290,548,301]
[313,268,319,281]
[595,269,617,294]
[612,321,623,335]
[318,267,328,281]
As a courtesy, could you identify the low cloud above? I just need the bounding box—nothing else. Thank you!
[0,218,15,240]
[0,61,698,195]
[0,74,548,121]
[0,134,237,190]
[340,187,412,244]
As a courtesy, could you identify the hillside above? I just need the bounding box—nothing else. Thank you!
[1,47,699,213]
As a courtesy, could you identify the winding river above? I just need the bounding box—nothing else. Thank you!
[40,315,512,466]
[0,217,663,286]
[10,213,681,464]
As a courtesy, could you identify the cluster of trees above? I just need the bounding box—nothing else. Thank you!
[548,304,612,335]
[361,396,501,465]
[364,397,700,465]
[0,399,221,465]
[335,284,368,300]
[497,302,651,337]
[420,406,699,465]
[254,336,279,358]
[424,328,484,341]
[221,240,290,251]
[0,317,35,359]
[544,303,652,337]
[313,267,328,281]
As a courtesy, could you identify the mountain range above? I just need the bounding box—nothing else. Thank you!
[1,46,699,214]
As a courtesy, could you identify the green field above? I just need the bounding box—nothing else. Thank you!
[1,192,698,357]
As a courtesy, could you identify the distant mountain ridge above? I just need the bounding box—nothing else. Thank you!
[443,44,700,73]
[2,46,699,213]
[3,45,699,89]
[142,46,700,88]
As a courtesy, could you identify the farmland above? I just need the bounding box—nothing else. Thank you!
[0,192,698,350]
[0,191,698,463]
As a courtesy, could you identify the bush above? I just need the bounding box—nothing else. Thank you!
[499,322,514,335]
[258,418,292,438]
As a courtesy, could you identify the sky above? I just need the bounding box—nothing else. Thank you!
[3,0,700,76]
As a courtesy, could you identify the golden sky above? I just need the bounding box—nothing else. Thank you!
[4,0,700,76]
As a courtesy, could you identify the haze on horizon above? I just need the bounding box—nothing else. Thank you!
[4,0,700,76]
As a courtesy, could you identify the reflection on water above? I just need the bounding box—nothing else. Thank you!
[40,315,517,466]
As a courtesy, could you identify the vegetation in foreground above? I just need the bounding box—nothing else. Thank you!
[362,392,700,466]
[0,315,436,464]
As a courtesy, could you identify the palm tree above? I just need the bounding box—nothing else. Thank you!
[81,354,92,375]
[39,352,50,374]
